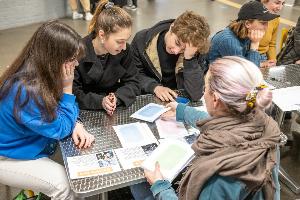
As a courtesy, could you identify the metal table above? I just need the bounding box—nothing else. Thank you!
[59,93,201,198]
[261,64,300,194]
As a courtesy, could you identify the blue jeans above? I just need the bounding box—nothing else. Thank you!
[130,182,155,200]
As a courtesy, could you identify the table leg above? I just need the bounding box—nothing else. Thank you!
[279,166,300,194]
[99,192,108,200]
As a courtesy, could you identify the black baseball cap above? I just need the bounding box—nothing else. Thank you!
[237,1,279,21]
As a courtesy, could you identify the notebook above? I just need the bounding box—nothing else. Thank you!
[141,139,195,182]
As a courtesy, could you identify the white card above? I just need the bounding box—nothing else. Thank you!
[156,118,188,139]
[113,122,158,148]
[130,103,170,122]
[272,86,300,111]
[115,143,158,170]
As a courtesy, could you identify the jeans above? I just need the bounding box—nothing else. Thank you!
[130,182,155,200]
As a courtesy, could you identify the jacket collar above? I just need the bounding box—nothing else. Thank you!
[82,33,99,63]
[145,19,175,45]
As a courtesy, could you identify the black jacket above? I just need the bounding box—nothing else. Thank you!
[73,34,140,110]
[277,16,300,65]
[131,19,207,101]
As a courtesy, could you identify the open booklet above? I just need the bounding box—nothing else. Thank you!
[141,139,195,182]
[66,149,121,179]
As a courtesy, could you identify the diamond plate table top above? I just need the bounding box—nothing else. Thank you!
[261,64,300,89]
[60,93,202,198]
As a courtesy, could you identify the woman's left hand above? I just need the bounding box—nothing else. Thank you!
[72,122,95,149]
[260,60,276,68]
[144,162,164,185]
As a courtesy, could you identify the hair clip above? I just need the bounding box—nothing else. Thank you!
[245,84,268,109]
[255,84,267,91]
[105,1,114,9]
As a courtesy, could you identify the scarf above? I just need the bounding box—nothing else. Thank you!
[178,109,281,200]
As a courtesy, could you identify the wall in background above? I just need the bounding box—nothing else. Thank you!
[0,0,68,30]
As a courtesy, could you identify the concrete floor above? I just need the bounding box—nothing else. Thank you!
[0,0,300,199]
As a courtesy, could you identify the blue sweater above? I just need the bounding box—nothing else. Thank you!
[0,84,79,159]
[208,28,262,67]
[175,103,209,127]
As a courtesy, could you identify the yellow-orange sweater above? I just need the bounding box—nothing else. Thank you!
[258,17,280,60]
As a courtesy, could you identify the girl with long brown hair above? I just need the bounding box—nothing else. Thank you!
[0,21,94,199]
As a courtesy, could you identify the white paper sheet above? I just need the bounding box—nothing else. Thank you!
[130,103,170,122]
[268,66,285,81]
[113,122,158,148]
[272,86,300,111]
[114,143,158,170]
[67,150,121,179]
[156,118,188,139]
[142,139,195,182]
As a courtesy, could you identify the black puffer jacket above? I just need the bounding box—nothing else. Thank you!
[131,19,208,101]
[277,16,300,65]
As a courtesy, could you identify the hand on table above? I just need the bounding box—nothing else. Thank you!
[72,122,95,149]
[102,93,117,116]
[154,86,177,102]
[260,60,276,68]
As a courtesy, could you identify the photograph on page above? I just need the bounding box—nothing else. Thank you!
[67,149,121,179]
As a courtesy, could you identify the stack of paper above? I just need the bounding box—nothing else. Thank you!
[67,149,121,179]
[272,86,300,111]
[142,139,195,182]
[131,103,170,122]
[113,122,158,148]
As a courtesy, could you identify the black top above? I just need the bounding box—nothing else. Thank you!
[73,33,140,110]
[131,19,208,101]
[157,30,179,89]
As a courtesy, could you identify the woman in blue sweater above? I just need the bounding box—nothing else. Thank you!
[208,1,279,67]
[0,21,94,199]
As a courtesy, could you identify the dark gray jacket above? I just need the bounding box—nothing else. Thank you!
[277,16,300,65]
[131,19,207,101]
